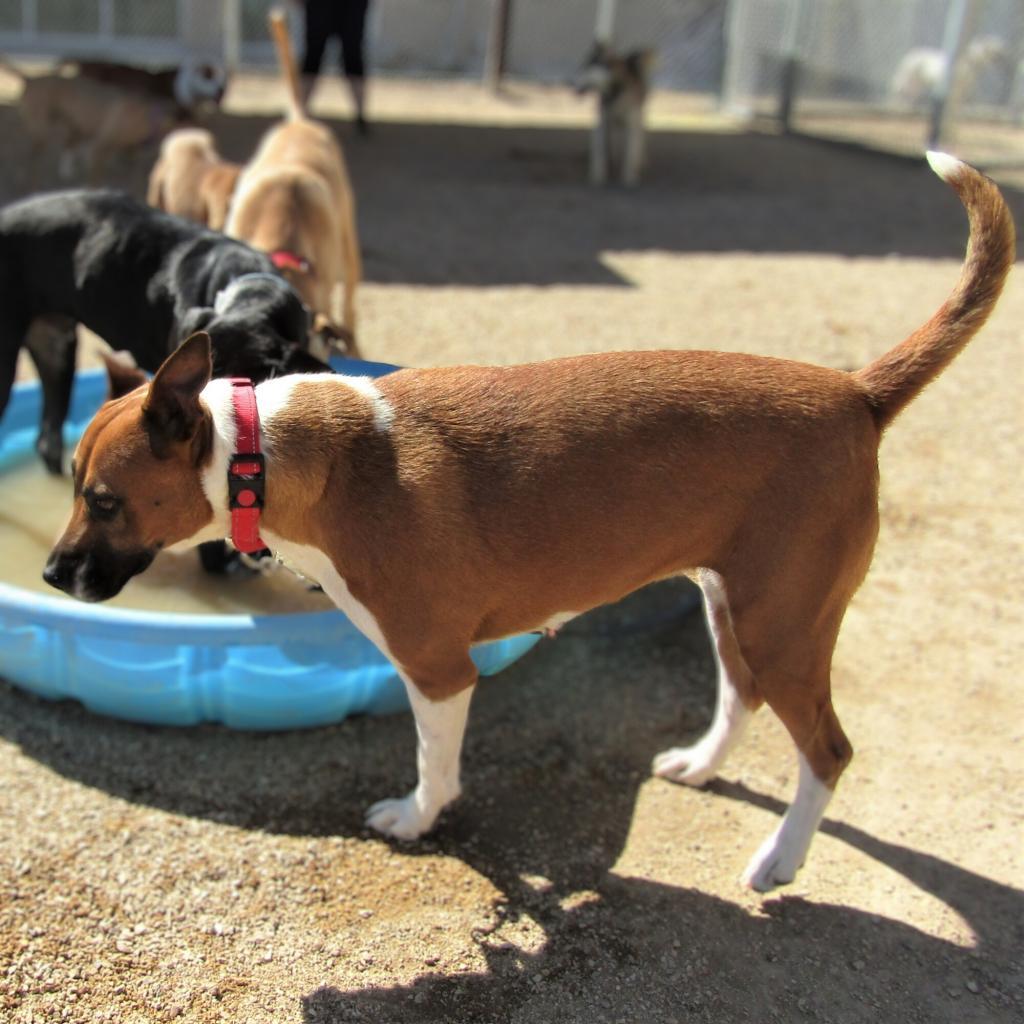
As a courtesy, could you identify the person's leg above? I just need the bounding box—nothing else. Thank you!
[339,0,370,133]
[300,0,333,110]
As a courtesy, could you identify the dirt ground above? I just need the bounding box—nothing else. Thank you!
[0,74,1022,1024]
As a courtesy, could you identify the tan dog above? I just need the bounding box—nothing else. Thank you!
[147,128,242,231]
[0,58,180,185]
[225,9,362,355]
[44,154,1013,891]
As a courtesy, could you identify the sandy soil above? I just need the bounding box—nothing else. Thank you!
[0,74,1022,1023]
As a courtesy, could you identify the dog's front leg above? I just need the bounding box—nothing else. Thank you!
[365,668,476,841]
[590,107,609,186]
[25,315,78,474]
[622,106,645,187]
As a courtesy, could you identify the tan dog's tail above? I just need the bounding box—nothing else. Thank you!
[268,7,306,121]
[854,152,1015,431]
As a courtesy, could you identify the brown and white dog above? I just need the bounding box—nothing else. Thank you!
[147,128,242,231]
[225,9,362,356]
[43,154,1013,891]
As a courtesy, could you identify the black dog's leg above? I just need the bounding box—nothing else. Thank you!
[25,316,78,474]
[198,540,238,575]
[0,308,31,436]
[197,540,272,576]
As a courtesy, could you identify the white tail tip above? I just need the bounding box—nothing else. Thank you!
[926,150,967,183]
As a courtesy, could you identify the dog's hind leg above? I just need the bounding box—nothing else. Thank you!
[25,316,78,474]
[741,678,851,892]
[727,568,861,891]
[653,569,762,785]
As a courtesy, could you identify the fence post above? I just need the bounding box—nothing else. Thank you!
[484,0,513,92]
[223,0,241,72]
[928,0,980,149]
[777,0,811,132]
[595,0,617,44]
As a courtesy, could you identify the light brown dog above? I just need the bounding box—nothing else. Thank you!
[225,9,362,355]
[147,128,241,231]
[44,154,1013,891]
[0,58,181,186]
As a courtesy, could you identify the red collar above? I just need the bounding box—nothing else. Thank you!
[270,249,311,275]
[227,378,267,554]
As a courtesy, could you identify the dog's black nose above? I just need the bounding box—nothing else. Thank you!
[42,555,72,593]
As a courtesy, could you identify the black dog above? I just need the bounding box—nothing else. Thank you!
[0,188,331,475]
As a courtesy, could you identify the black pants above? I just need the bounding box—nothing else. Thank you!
[301,0,370,79]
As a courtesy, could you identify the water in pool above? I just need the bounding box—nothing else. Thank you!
[0,459,334,616]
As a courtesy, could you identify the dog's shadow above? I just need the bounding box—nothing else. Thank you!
[1,579,1021,1020]
[300,816,1024,1023]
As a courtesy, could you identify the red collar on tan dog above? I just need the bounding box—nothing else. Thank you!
[270,249,311,275]
[227,378,266,554]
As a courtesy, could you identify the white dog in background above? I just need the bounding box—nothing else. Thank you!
[890,35,1009,109]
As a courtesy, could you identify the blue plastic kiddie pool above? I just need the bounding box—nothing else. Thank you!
[0,358,541,729]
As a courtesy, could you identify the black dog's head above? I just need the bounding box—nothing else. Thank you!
[179,272,333,381]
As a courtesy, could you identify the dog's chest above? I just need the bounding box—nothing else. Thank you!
[261,532,394,657]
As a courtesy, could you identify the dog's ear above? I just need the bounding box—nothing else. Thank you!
[178,306,217,339]
[143,332,213,444]
[281,344,334,375]
[311,312,361,360]
[101,350,149,400]
[627,48,657,76]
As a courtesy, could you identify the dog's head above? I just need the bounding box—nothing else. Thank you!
[573,42,614,95]
[572,42,655,97]
[180,272,333,380]
[174,60,228,109]
[44,334,217,603]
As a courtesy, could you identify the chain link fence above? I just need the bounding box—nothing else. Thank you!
[233,0,724,93]
[0,0,183,57]
[0,0,1021,167]
[724,0,1024,167]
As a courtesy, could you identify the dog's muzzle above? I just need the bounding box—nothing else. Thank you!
[43,544,156,603]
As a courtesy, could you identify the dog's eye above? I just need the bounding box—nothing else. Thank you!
[87,492,121,520]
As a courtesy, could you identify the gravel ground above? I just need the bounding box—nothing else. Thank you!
[0,74,1022,1023]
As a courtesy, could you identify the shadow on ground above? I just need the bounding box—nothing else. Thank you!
[298,824,1023,1023]
[0,579,1021,1022]
[1,104,1022,290]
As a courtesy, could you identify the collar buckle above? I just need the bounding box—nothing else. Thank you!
[228,453,265,510]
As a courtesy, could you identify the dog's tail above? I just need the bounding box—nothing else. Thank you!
[854,152,1015,431]
[268,7,306,121]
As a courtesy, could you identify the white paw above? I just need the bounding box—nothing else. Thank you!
[741,832,801,892]
[652,745,718,787]
[364,793,439,842]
